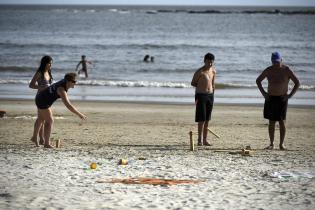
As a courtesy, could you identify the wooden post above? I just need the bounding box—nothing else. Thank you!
[189,131,194,151]
[119,159,128,165]
[56,139,61,148]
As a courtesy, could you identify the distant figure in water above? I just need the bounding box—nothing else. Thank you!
[143,54,150,62]
[143,54,155,63]
[256,52,300,150]
[76,55,92,78]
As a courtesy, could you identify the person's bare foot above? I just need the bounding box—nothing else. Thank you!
[203,141,213,146]
[44,144,54,148]
[30,137,39,147]
[197,140,202,146]
[279,145,287,150]
[39,139,44,145]
[264,145,274,150]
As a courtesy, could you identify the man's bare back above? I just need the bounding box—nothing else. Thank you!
[265,65,294,96]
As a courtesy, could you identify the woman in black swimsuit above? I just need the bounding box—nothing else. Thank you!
[32,73,86,148]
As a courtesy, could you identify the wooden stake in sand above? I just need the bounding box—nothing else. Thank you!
[189,131,195,151]
[55,139,61,148]
[207,128,220,139]
[118,159,128,165]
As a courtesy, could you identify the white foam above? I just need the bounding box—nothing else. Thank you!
[78,80,191,88]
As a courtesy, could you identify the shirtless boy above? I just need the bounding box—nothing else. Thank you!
[256,52,300,150]
[75,55,92,78]
[191,53,216,146]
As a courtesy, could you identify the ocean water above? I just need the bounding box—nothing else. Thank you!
[0,5,314,105]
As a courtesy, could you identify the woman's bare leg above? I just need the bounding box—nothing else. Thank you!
[38,122,45,145]
[30,109,45,147]
[38,108,54,148]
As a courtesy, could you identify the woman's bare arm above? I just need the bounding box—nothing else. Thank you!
[29,72,41,89]
[57,87,87,120]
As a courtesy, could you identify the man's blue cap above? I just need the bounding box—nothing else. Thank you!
[271,52,281,62]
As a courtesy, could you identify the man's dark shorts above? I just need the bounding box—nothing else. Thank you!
[195,93,214,122]
[264,95,288,121]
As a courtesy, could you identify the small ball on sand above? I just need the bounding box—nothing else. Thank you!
[90,162,97,169]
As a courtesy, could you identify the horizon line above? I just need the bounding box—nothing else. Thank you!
[0,4,315,7]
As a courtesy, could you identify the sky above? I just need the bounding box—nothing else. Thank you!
[0,0,314,6]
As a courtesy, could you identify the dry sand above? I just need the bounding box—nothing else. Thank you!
[0,99,314,210]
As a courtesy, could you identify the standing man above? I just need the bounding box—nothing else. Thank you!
[191,53,216,146]
[256,52,300,150]
[76,55,92,78]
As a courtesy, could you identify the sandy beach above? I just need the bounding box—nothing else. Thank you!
[0,99,314,210]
